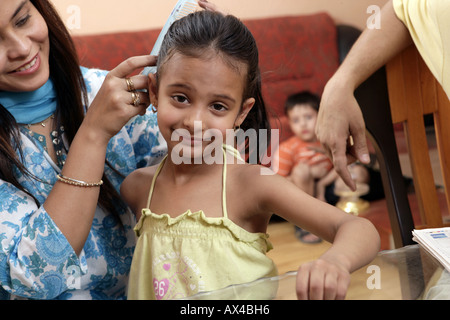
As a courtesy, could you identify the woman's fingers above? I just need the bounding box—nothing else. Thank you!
[123,74,149,92]
[83,57,155,139]
[126,89,150,108]
[109,55,157,79]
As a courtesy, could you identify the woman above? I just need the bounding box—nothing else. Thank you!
[0,0,171,299]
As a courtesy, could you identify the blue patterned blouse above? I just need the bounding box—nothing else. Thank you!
[0,68,167,300]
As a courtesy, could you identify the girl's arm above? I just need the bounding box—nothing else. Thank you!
[253,170,380,299]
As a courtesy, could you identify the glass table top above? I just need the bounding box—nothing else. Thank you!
[181,245,449,300]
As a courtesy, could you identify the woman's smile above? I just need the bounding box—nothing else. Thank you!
[8,53,40,75]
[0,0,50,92]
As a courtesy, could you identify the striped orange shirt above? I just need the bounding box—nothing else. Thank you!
[275,136,332,176]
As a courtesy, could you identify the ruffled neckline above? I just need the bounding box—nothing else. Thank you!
[135,208,273,251]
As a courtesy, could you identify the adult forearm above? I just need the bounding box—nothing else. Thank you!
[316,0,413,190]
[41,55,155,255]
[44,123,109,255]
[333,0,412,90]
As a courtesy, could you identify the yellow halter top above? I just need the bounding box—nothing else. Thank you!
[127,145,278,300]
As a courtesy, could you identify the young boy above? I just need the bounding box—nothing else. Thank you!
[275,92,336,199]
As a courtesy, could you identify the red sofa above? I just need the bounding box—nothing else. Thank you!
[73,13,348,144]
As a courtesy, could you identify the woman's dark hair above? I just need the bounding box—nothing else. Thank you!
[157,11,271,164]
[0,0,126,224]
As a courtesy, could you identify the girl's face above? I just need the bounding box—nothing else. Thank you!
[150,51,254,159]
[287,104,318,142]
[0,0,50,92]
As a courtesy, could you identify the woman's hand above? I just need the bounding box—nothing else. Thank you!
[198,0,225,14]
[296,258,351,300]
[315,0,412,191]
[315,79,370,191]
[82,55,156,144]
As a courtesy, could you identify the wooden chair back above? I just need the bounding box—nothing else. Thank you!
[385,45,450,231]
[353,43,448,299]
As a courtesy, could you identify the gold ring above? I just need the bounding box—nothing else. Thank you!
[125,77,135,92]
[131,91,140,107]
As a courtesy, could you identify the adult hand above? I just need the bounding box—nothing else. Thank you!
[316,79,370,191]
[82,55,156,144]
[198,0,225,14]
[296,258,351,300]
[315,0,412,191]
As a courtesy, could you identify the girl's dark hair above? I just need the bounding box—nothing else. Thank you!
[0,0,126,224]
[157,11,271,164]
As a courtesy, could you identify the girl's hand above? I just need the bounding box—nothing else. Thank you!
[82,55,156,144]
[296,258,351,300]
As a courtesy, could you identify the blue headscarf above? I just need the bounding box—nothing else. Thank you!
[0,78,57,124]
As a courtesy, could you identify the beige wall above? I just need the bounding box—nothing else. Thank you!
[53,0,388,36]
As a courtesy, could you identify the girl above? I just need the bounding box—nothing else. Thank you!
[121,11,380,300]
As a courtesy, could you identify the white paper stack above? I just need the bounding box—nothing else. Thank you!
[413,227,450,272]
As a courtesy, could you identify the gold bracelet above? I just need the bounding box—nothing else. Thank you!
[56,174,103,187]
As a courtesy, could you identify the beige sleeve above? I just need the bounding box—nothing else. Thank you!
[392,0,450,96]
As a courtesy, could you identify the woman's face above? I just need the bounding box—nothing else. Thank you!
[0,0,50,92]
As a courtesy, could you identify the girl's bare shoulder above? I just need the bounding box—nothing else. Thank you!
[227,162,278,191]
[123,165,158,187]
[120,165,159,212]
[228,161,299,207]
